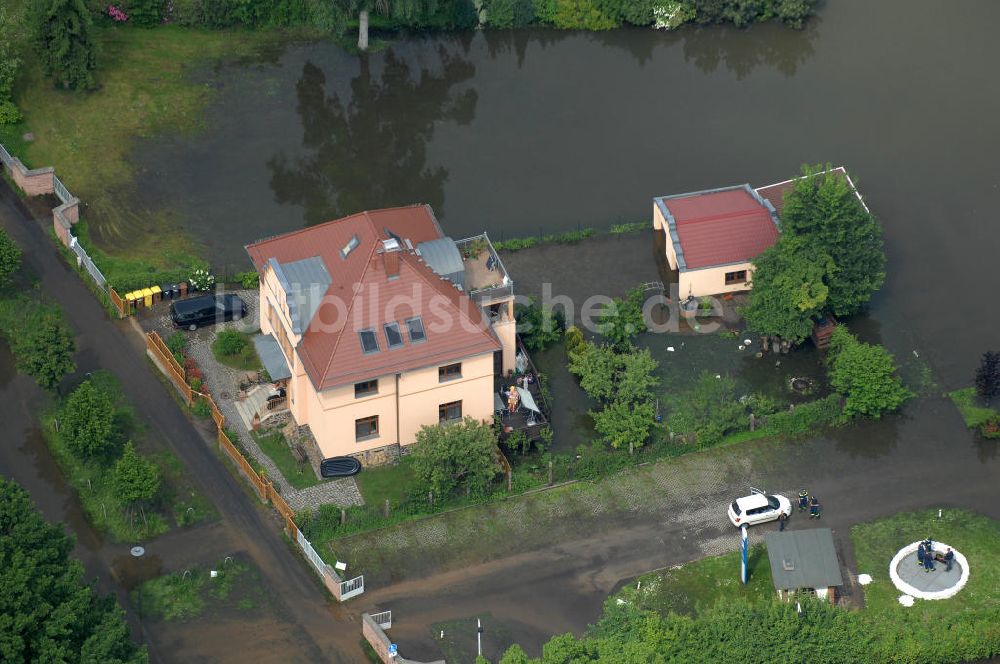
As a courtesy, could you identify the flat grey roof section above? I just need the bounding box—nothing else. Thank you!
[252,334,292,381]
[765,528,844,591]
[416,237,465,289]
[275,256,332,334]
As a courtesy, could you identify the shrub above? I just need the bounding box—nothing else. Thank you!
[0,227,22,286]
[767,394,842,437]
[828,326,911,418]
[516,298,565,352]
[550,0,617,29]
[191,398,211,418]
[214,329,248,356]
[493,236,537,252]
[564,325,586,355]
[0,100,20,124]
[188,267,215,291]
[166,331,186,356]
[237,271,259,289]
[123,0,163,25]
[410,417,500,498]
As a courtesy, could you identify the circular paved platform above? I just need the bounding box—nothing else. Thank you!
[890,541,969,600]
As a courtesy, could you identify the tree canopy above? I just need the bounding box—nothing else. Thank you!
[780,164,886,316]
[410,417,500,498]
[827,326,910,418]
[61,380,117,458]
[0,478,146,663]
[597,286,648,349]
[29,0,97,90]
[113,442,161,505]
[743,164,886,343]
[8,308,76,390]
[742,236,833,344]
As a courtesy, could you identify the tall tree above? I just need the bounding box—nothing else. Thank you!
[61,380,117,458]
[597,286,648,349]
[0,7,23,123]
[0,478,146,663]
[742,236,833,344]
[10,310,76,390]
[29,0,97,90]
[975,351,1000,401]
[410,417,500,498]
[780,164,886,316]
[113,442,161,522]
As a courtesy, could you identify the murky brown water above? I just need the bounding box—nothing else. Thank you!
[133,0,1000,392]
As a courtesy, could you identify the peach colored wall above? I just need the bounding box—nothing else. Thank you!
[493,317,516,375]
[679,262,754,298]
[289,348,495,459]
[653,205,678,270]
[397,353,495,445]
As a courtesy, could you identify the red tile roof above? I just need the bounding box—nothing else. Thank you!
[246,205,500,391]
[656,185,780,270]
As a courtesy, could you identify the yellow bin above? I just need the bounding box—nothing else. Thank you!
[149,284,162,305]
[125,290,141,311]
[141,287,154,308]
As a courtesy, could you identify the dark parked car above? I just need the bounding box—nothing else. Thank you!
[170,293,246,331]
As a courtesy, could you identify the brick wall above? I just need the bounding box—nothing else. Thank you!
[9,161,54,196]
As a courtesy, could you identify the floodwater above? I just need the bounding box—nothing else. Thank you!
[132,0,1000,393]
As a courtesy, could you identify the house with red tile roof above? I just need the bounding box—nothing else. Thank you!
[245,205,518,465]
[653,166,864,299]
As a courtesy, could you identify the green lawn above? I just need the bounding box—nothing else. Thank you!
[948,387,999,437]
[852,508,1000,614]
[132,557,262,621]
[212,331,263,371]
[616,544,774,617]
[355,455,422,506]
[252,429,318,490]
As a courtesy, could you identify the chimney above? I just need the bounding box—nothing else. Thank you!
[382,238,400,278]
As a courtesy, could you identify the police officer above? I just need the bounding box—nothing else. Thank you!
[798,490,809,512]
[944,548,955,572]
[809,496,821,519]
[917,542,926,568]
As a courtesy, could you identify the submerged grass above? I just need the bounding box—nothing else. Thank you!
[133,557,261,621]
[948,387,999,437]
[9,26,292,270]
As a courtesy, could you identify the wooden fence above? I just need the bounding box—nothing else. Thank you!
[144,330,362,600]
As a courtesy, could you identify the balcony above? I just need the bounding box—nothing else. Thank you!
[455,233,514,305]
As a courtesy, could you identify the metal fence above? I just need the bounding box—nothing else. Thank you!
[52,175,72,204]
[340,574,365,601]
[371,610,392,630]
[0,142,11,168]
[68,234,108,290]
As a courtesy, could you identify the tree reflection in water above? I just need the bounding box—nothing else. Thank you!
[268,47,478,225]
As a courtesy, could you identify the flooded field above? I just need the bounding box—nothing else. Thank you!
[128,0,1000,391]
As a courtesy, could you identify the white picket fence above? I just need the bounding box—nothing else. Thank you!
[296,528,364,602]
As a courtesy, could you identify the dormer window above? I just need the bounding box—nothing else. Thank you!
[359,328,379,354]
[383,322,404,349]
[341,234,360,259]
[406,316,425,343]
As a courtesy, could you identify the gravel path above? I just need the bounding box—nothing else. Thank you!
[139,288,362,511]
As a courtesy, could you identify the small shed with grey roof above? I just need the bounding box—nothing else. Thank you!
[415,237,466,290]
[765,528,844,603]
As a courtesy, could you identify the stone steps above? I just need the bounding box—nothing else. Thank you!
[234,384,277,430]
